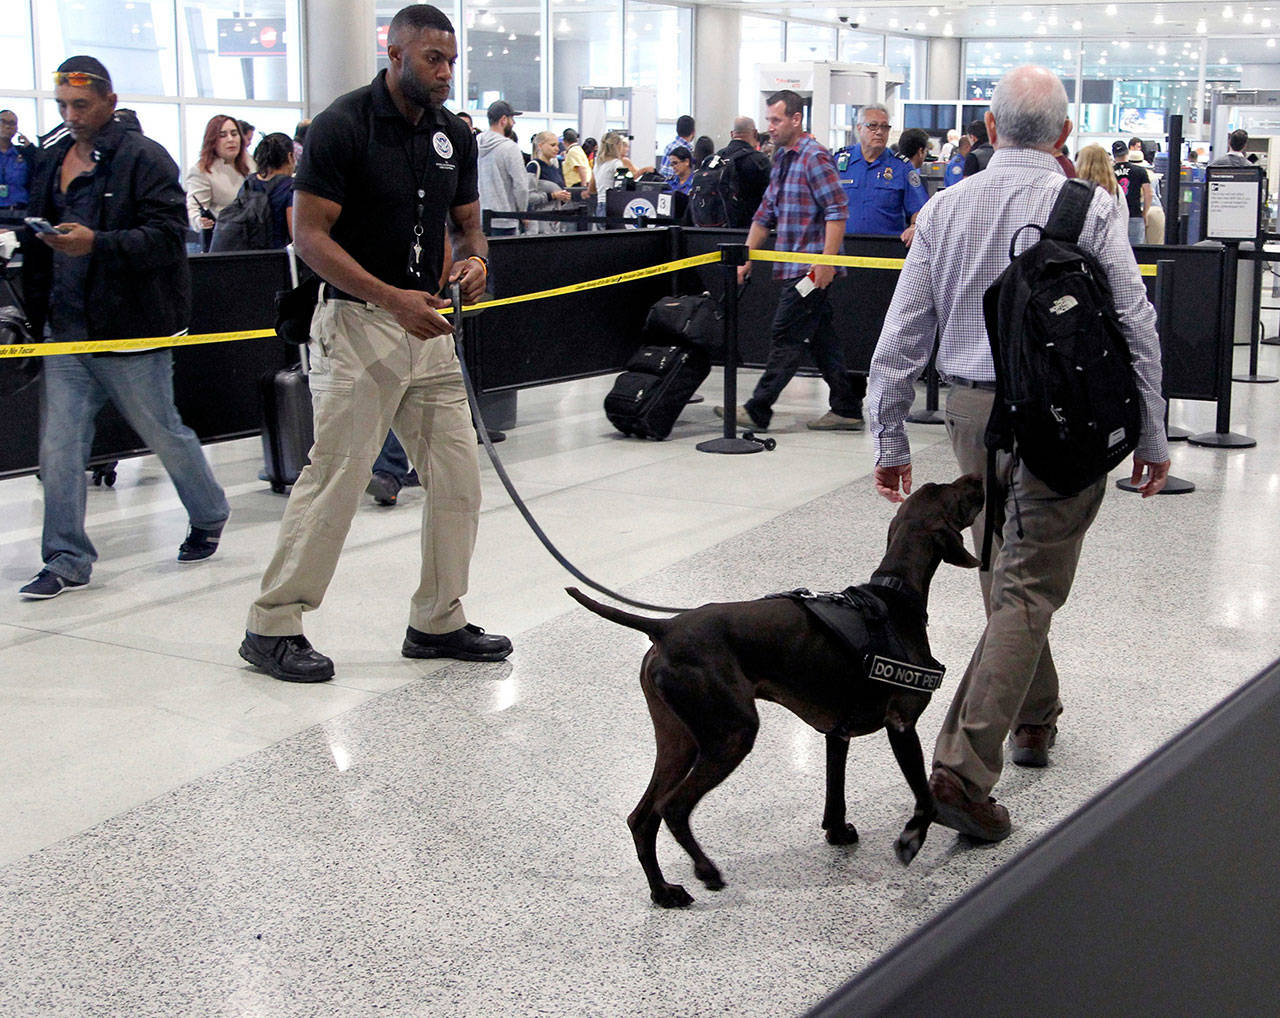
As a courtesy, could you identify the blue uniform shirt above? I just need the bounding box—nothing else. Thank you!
[839,147,928,235]
[943,153,965,188]
[0,145,30,207]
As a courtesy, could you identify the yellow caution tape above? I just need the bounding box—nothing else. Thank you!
[0,246,1162,360]
[750,249,907,270]
[0,251,723,360]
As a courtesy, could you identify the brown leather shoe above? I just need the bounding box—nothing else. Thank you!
[1010,724,1057,768]
[929,768,1011,842]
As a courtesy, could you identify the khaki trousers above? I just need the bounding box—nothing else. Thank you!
[247,294,480,637]
[934,385,1107,799]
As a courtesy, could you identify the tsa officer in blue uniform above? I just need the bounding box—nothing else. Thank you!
[839,103,928,246]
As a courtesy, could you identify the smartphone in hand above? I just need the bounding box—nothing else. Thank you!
[24,217,65,235]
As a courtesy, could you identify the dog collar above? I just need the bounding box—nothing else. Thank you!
[868,573,927,625]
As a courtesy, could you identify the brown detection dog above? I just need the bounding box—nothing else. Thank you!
[566,473,984,907]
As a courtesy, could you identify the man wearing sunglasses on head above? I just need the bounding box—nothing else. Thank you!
[17,55,229,600]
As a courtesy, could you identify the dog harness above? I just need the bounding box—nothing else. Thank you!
[766,580,946,702]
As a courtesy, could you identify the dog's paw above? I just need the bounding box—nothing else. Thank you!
[825,823,859,845]
[652,883,695,908]
[894,830,924,865]
[695,862,725,891]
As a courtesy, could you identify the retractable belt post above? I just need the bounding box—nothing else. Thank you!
[697,243,765,455]
[1189,241,1257,448]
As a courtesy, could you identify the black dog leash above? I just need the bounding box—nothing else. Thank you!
[448,282,690,615]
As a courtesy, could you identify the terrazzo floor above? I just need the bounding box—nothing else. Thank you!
[2,343,1279,1017]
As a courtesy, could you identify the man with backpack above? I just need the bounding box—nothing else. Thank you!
[686,117,769,228]
[865,65,1169,843]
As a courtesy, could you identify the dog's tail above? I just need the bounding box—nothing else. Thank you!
[565,587,671,638]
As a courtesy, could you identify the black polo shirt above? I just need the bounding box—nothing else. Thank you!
[294,69,477,292]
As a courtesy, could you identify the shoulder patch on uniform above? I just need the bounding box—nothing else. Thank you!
[908,170,922,188]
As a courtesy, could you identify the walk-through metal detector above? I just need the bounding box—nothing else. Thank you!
[577,86,657,171]
[754,62,899,153]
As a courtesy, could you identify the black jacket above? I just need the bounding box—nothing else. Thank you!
[21,114,191,344]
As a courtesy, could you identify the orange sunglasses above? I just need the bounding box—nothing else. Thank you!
[53,70,111,87]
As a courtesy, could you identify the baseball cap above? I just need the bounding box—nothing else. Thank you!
[487,100,522,121]
[1111,140,1129,157]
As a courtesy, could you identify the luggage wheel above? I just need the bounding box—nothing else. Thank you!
[91,464,117,487]
[742,431,777,451]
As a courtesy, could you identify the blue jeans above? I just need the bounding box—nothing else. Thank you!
[1127,217,1145,245]
[39,351,230,583]
[372,430,412,483]
[746,284,864,428]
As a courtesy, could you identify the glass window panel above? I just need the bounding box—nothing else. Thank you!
[0,0,35,90]
[1,98,39,146]
[465,0,541,114]
[885,36,918,101]
[1080,39,1203,136]
[786,21,835,63]
[179,0,302,103]
[738,16,783,119]
[180,102,301,175]
[36,0,178,97]
[552,0,620,115]
[625,2,690,123]
[41,96,181,164]
[838,29,883,66]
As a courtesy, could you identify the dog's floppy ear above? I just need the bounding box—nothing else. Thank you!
[939,525,981,568]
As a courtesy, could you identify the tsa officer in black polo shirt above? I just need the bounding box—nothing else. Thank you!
[839,103,929,246]
[240,3,512,683]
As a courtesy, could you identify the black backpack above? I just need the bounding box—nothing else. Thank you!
[980,178,1141,558]
[687,151,741,227]
[209,177,280,252]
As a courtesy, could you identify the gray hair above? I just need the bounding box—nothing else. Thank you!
[857,103,889,126]
[989,65,1068,148]
[731,116,756,138]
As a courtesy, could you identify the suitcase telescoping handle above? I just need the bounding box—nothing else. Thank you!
[447,281,688,614]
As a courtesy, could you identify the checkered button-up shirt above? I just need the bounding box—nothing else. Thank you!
[867,147,1168,467]
[753,134,849,280]
[658,135,690,179]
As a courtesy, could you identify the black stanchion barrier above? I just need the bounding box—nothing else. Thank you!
[697,244,767,455]
[1189,241,1257,447]
[1117,259,1194,494]
[1163,115,1182,248]
[1232,239,1278,382]
[905,344,945,425]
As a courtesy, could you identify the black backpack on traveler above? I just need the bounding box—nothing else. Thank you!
[980,178,1142,562]
[209,176,283,252]
[687,152,742,228]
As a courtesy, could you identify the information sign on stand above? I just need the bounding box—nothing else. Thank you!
[1203,165,1263,241]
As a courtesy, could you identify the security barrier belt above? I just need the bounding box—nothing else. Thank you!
[0,246,1158,359]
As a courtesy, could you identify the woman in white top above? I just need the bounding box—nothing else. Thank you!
[185,114,250,234]
[592,132,628,199]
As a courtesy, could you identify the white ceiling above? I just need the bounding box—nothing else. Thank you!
[703,0,1280,45]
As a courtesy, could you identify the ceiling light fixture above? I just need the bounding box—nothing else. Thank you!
[1105,3,1117,14]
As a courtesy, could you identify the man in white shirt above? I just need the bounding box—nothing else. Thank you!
[866,65,1169,843]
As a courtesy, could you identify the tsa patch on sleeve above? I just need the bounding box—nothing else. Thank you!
[433,132,454,159]
[908,170,922,188]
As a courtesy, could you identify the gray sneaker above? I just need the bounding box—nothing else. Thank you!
[713,404,767,432]
[806,411,864,432]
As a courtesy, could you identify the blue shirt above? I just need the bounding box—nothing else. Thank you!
[943,153,965,188]
[839,148,928,235]
[667,173,693,195]
[0,144,30,207]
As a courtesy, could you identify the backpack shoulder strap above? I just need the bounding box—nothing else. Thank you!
[1042,178,1095,244]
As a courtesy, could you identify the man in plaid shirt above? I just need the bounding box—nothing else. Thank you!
[715,89,864,433]
[658,115,695,180]
[866,65,1170,842]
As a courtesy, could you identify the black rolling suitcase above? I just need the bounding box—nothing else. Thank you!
[259,361,313,493]
[604,342,710,440]
[260,244,315,493]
